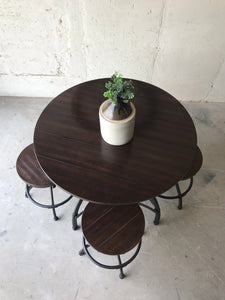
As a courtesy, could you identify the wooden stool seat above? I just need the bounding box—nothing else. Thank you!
[182,146,203,180]
[16,144,72,221]
[16,144,52,188]
[158,145,203,210]
[80,203,144,278]
[82,203,145,255]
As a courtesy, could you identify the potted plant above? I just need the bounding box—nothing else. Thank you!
[99,72,136,146]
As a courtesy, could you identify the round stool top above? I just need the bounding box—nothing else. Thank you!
[82,203,145,255]
[182,146,203,180]
[16,144,52,188]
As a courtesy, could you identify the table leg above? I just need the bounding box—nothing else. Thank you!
[150,197,161,225]
[139,197,161,225]
[72,199,83,230]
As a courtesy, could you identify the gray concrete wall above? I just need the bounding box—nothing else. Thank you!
[0,0,225,101]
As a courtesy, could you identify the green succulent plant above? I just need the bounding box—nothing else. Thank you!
[102,72,135,120]
[103,71,134,104]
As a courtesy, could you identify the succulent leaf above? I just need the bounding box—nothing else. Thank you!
[103,71,134,104]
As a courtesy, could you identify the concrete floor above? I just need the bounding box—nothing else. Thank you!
[0,97,225,300]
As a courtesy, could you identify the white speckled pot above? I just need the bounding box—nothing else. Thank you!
[99,100,136,146]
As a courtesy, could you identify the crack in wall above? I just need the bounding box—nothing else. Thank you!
[151,0,167,82]
[79,0,88,79]
[54,53,64,76]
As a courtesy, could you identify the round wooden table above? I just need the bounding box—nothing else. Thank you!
[34,79,197,205]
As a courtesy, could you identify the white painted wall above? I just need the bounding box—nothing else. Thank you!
[0,0,225,101]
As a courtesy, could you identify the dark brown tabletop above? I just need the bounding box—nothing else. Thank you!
[34,78,197,205]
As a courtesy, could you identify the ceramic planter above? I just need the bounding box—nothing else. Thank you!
[99,100,136,146]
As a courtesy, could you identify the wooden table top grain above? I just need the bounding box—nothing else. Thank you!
[34,78,197,205]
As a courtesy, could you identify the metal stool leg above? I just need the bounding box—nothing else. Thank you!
[25,184,72,222]
[50,186,59,221]
[25,184,32,198]
[117,255,125,279]
[149,197,161,225]
[79,244,90,256]
[175,183,182,210]
[72,199,83,230]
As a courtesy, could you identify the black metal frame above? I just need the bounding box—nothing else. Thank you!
[80,236,142,279]
[72,199,84,230]
[25,184,73,220]
[73,197,161,229]
[157,177,193,209]
[139,197,161,225]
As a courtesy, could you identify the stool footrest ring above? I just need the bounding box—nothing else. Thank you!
[158,177,193,200]
[81,236,142,279]
[25,184,73,209]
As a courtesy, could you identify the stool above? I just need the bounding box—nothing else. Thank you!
[158,146,203,209]
[16,144,73,220]
[79,203,145,279]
